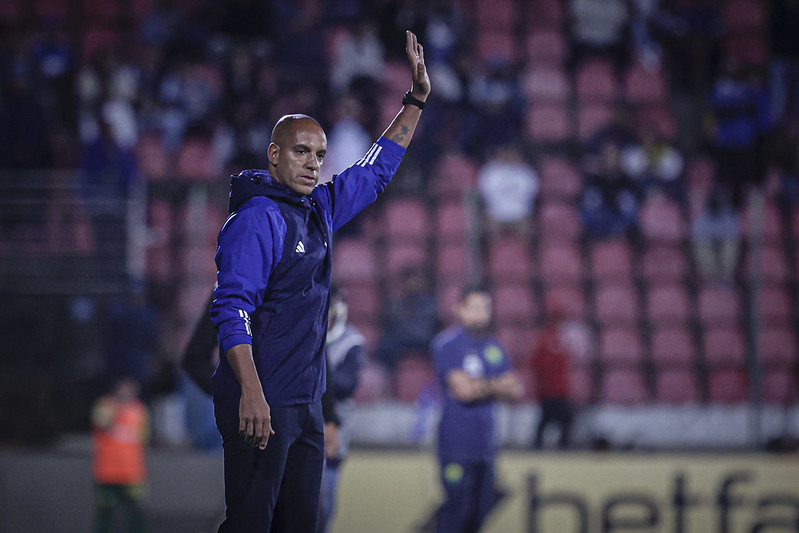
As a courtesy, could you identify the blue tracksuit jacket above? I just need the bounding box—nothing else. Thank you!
[210,137,405,408]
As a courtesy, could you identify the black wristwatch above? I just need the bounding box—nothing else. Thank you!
[402,90,426,110]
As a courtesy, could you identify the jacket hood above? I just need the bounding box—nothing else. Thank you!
[228,169,309,213]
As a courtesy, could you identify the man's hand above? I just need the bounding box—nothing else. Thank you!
[239,389,274,450]
[406,30,431,100]
[324,422,340,459]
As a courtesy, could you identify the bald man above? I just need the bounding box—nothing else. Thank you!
[209,31,430,532]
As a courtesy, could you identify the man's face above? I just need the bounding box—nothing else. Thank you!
[456,292,492,331]
[269,120,327,195]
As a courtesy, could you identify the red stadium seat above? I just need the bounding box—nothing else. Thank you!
[433,151,479,198]
[136,135,170,181]
[436,201,469,241]
[0,0,22,24]
[724,0,767,30]
[636,104,678,140]
[487,237,533,283]
[476,0,514,29]
[538,157,581,200]
[385,243,428,279]
[82,27,122,63]
[178,138,218,181]
[758,285,792,325]
[539,201,582,241]
[646,283,690,324]
[394,356,435,402]
[741,201,784,244]
[745,245,790,284]
[437,282,462,325]
[698,285,740,326]
[569,366,594,406]
[641,245,686,282]
[651,326,695,367]
[575,59,618,102]
[339,283,381,323]
[82,0,119,23]
[762,370,797,405]
[539,243,583,284]
[708,368,749,403]
[525,104,572,143]
[655,368,699,404]
[528,0,565,27]
[544,286,585,321]
[758,326,797,369]
[577,103,614,142]
[384,198,430,242]
[476,30,517,62]
[333,239,377,282]
[525,30,567,63]
[590,239,632,281]
[601,368,648,405]
[354,361,391,404]
[724,31,768,68]
[624,64,668,103]
[495,324,537,363]
[493,283,538,326]
[436,242,468,283]
[522,66,571,103]
[703,328,746,368]
[594,282,638,325]
[35,0,69,20]
[640,194,687,244]
[600,327,643,366]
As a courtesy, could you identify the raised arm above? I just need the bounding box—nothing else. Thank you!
[381,30,432,148]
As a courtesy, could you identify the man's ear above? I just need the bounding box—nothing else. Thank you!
[267,143,279,166]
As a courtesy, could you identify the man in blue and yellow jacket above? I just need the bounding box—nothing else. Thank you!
[209,31,430,533]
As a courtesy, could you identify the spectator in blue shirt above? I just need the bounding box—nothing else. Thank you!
[431,285,523,533]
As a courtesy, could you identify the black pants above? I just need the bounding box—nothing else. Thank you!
[534,398,574,449]
[436,459,496,533]
[215,401,325,533]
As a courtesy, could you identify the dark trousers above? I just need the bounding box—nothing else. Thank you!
[436,459,495,533]
[215,401,325,533]
[534,397,574,449]
[95,483,146,533]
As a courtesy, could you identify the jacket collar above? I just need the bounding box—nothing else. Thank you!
[228,169,311,213]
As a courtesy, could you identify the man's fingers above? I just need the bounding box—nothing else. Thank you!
[253,418,274,449]
[406,30,421,61]
[242,418,253,443]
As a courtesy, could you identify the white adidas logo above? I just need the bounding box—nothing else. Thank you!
[295,241,306,254]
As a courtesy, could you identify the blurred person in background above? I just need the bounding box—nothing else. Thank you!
[103,279,157,391]
[529,304,574,450]
[621,126,685,202]
[769,0,799,128]
[691,185,740,284]
[476,143,539,240]
[460,58,525,156]
[208,31,429,532]
[580,139,642,239]
[567,0,631,74]
[376,266,439,372]
[706,60,772,208]
[317,287,364,533]
[92,377,150,533]
[79,117,137,278]
[431,285,523,533]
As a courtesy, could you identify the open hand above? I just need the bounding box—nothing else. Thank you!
[406,30,431,100]
[239,390,275,450]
